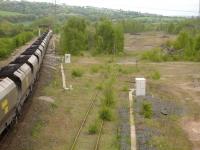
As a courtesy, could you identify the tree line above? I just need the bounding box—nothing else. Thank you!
[60,17,124,55]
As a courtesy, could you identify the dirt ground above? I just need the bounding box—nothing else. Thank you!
[123,32,200,150]
[140,62,200,150]
[124,32,176,52]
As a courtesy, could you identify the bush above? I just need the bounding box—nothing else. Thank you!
[141,49,169,62]
[90,65,100,73]
[88,121,99,134]
[102,79,115,107]
[99,107,112,121]
[60,17,88,55]
[0,31,34,58]
[150,70,161,80]
[142,102,153,119]
[122,85,129,92]
[71,69,83,77]
[96,83,103,91]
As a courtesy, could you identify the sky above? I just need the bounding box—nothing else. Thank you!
[27,0,199,16]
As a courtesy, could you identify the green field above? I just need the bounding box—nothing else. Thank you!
[0,10,23,16]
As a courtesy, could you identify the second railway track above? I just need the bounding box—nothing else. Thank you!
[70,92,99,150]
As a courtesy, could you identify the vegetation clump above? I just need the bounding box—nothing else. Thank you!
[60,17,124,55]
[60,17,88,55]
[71,68,84,77]
[99,106,112,121]
[96,18,124,54]
[0,31,34,58]
[150,70,161,80]
[142,102,153,119]
[88,121,99,134]
[102,80,115,107]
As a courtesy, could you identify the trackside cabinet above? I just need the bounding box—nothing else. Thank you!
[135,78,146,96]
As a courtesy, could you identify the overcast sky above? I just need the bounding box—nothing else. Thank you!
[27,0,199,16]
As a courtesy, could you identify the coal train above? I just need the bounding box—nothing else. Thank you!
[0,30,53,134]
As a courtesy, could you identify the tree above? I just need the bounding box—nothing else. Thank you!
[96,18,115,54]
[95,18,124,54]
[113,24,124,53]
[60,17,88,55]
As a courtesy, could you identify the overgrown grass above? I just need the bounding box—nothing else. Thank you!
[142,102,153,119]
[147,119,192,150]
[90,65,100,73]
[150,70,161,80]
[31,120,45,138]
[142,31,200,62]
[117,65,139,74]
[121,85,129,92]
[88,121,99,134]
[71,68,84,77]
[96,83,103,91]
[99,106,112,121]
[141,48,170,62]
[102,79,115,107]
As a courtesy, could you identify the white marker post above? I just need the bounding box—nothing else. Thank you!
[65,54,71,64]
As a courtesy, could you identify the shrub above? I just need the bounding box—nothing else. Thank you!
[141,49,169,62]
[102,79,115,107]
[60,17,88,55]
[96,83,103,90]
[90,65,100,73]
[88,121,99,134]
[0,31,34,58]
[99,107,112,121]
[142,102,153,119]
[71,68,83,77]
[150,70,161,80]
[122,86,129,92]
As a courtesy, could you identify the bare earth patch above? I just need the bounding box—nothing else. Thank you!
[182,119,200,150]
[124,32,176,52]
[38,96,55,103]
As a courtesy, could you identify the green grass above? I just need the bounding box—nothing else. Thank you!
[147,119,192,150]
[88,121,99,135]
[99,106,112,121]
[150,70,161,80]
[0,10,23,16]
[71,68,84,77]
[31,120,45,138]
[141,102,153,119]
[102,79,115,107]
[90,65,100,73]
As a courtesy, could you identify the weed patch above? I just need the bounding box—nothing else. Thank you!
[150,70,161,80]
[88,121,99,135]
[71,68,84,77]
[142,102,153,119]
[99,107,112,121]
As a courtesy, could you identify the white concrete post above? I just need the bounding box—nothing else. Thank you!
[65,54,71,64]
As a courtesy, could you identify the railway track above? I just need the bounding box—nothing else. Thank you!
[94,121,104,150]
[70,92,99,150]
